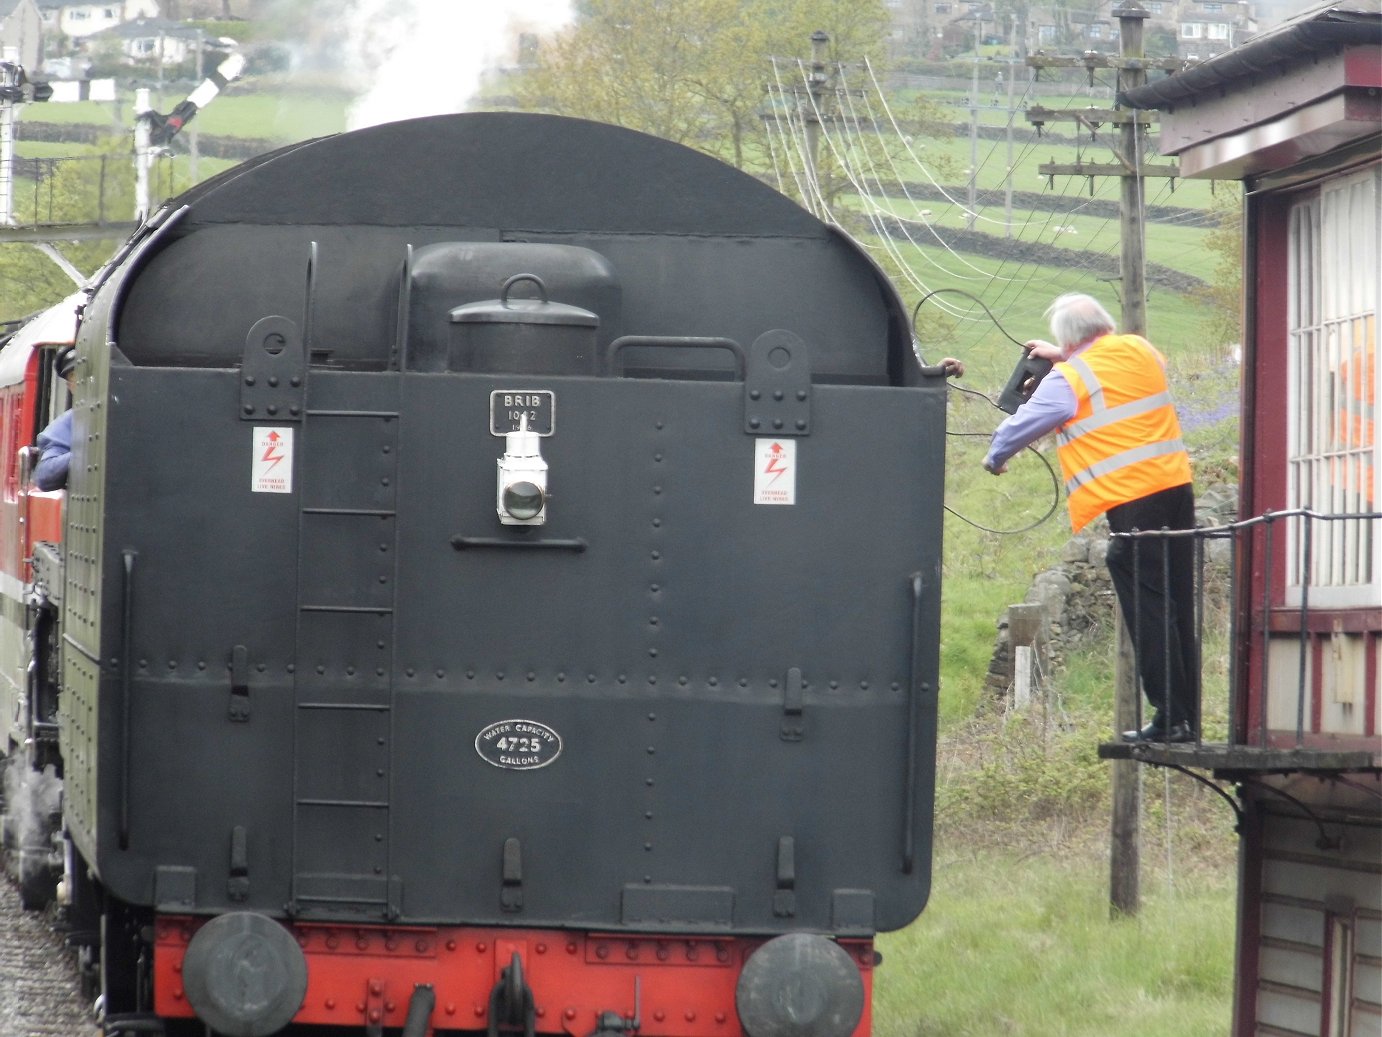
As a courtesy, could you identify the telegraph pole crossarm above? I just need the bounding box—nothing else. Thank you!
[1040,161,1179,177]
[1027,52,1189,72]
[1027,106,1158,128]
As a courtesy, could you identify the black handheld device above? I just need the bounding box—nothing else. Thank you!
[997,349,1054,414]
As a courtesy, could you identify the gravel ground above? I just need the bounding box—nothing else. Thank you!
[0,877,99,1037]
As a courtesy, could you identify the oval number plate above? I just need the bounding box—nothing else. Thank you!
[475,719,563,771]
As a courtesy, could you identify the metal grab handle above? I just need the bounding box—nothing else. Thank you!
[17,444,35,487]
[500,273,548,308]
[451,536,587,552]
[902,571,928,875]
[603,335,746,378]
[119,549,136,850]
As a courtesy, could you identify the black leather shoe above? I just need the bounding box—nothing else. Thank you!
[1123,718,1165,742]
[1160,721,1196,743]
[1122,720,1195,744]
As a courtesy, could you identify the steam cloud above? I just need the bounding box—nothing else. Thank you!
[341,0,573,129]
[2,756,61,858]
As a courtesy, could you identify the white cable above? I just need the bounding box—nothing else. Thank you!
[862,56,1014,229]
[838,65,1011,285]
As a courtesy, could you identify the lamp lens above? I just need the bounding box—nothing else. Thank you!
[503,481,544,520]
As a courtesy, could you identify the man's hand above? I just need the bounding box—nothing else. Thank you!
[1025,339,1063,361]
[983,457,1008,475]
[939,356,965,378]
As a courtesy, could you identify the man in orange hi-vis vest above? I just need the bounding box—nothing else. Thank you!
[1335,335,1376,509]
[984,293,1197,743]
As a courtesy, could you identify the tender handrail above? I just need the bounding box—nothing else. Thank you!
[603,335,746,379]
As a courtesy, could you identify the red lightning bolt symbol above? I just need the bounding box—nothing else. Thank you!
[764,448,788,485]
[261,433,285,474]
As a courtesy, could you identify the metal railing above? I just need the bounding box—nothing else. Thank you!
[1115,508,1380,751]
[2,151,189,229]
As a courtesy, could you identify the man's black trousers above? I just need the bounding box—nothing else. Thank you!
[1104,483,1198,729]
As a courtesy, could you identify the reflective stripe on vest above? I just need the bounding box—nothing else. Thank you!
[1064,439,1189,493]
[1061,388,1177,440]
[1054,334,1192,531]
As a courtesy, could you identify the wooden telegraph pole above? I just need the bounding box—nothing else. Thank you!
[804,30,831,193]
[1026,3,1182,918]
[764,31,866,218]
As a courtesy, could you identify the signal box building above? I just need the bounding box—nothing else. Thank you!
[1119,1,1381,1035]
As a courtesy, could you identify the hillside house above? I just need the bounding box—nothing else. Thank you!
[0,0,42,69]
[36,0,158,45]
[1118,0,1382,1033]
[890,0,1267,60]
[86,14,207,65]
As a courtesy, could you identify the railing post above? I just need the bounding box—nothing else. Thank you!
[1192,529,1205,743]
[1226,526,1240,746]
[1260,514,1274,747]
[1160,526,1172,731]
[1296,513,1312,746]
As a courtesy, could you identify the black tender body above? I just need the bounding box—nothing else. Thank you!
[64,113,946,938]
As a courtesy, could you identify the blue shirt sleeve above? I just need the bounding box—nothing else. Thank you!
[33,410,73,491]
[984,370,1077,469]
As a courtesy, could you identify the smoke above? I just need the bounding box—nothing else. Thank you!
[341,0,573,129]
[2,756,61,855]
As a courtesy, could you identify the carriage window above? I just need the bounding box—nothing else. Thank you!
[1286,165,1380,606]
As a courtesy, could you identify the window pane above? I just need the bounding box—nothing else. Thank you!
[1285,166,1380,601]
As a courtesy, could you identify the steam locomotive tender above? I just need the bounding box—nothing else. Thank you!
[0,113,948,1037]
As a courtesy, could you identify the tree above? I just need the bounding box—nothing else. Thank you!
[514,0,893,170]
[0,143,136,320]
[0,248,78,323]
[1144,25,1179,58]
[1195,185,1243,349]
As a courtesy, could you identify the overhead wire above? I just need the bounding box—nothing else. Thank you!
[843,66,1024,285]
[764,53,1211,535]
[785,57,985,317]
[910,287,1064,534]
[788,52,1142,319]
[841,59,1082,340]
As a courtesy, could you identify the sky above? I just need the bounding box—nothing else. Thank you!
[341,0,573,129]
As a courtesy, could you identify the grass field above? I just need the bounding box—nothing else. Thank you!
[875,843,1236,1036]
[20,85,351,142]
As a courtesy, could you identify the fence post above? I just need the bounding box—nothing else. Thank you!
[1007,602,1044,710]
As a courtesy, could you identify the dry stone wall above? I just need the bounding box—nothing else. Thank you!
[984,484,1239,701]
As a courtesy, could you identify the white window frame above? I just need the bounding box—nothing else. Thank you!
[1181,21,1203,38]
[1285,164,1381,607]
[1208,22,1229,39]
